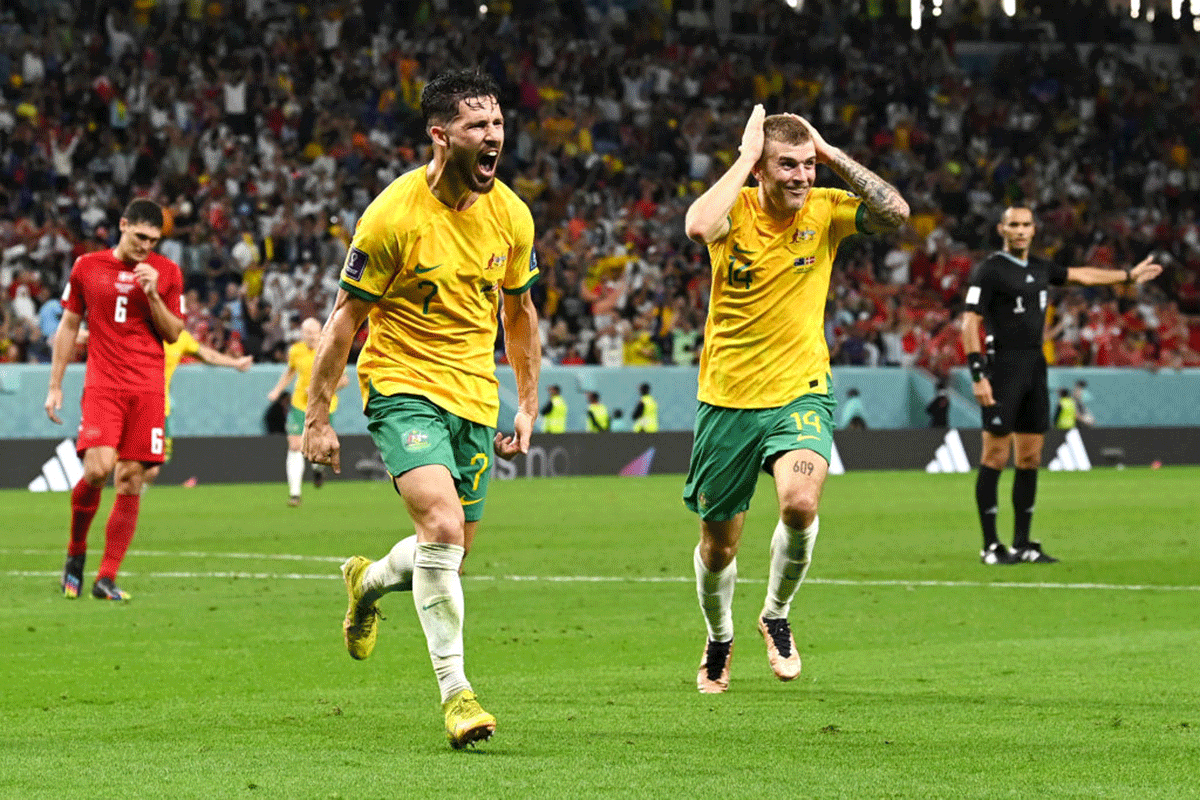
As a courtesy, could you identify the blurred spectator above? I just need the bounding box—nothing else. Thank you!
[0,2,1196,375]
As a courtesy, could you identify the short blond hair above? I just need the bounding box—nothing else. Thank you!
[762,114,812,147]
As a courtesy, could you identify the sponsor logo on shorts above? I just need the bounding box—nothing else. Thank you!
[403,429,430,451]
[344,247,369,281]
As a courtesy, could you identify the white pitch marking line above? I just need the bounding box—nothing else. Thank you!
[2,565,1198,592]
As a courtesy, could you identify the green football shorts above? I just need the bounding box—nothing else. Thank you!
[365,388,495,523]
[287,406,335,437]
[683,392,837,521]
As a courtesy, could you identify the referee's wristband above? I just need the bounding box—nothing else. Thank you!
[967,353,986,383]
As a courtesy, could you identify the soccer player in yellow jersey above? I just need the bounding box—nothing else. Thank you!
[683,105,909,693]
[142,328,251,486]
[268,318,348,506]
[301,69,541,749]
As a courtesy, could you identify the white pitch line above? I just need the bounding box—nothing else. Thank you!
[3,566,1199,592]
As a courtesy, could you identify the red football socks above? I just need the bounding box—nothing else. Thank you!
[98,493,140,580]
[69,479,102,557]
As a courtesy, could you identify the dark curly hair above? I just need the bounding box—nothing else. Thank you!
[420,68,501,129]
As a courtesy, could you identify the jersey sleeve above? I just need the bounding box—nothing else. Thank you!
[63,257,86,315]
[1048,259,1069,287]
[502,199,539,295]
[287,342,301,371]
[340,210,400,302]
[829,189,867,245]
[963,260,994,314]
[159,260,186,321]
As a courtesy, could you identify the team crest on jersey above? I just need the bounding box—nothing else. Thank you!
[698,492,709,510]
[403,429,430,451]
[487,253,507,271]
[791,229,817,244]
[344,247,369,281]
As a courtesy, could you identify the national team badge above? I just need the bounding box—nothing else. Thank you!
[790,229,817,243]
[403,430,430,451]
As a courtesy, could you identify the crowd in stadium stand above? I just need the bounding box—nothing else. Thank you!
[2,0,1200,375]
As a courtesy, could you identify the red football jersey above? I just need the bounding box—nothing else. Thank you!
[62,249,185,392]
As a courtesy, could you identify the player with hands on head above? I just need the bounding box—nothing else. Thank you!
[45,199,185,601]
[961,206,1162,565]
[683,104,909,693]
[302,68,540,749]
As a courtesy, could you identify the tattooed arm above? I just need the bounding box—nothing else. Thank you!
[791,116,910,234]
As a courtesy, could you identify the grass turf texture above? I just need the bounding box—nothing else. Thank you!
[2,468,1198,799]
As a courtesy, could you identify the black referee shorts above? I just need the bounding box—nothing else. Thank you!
[981,349,1050,436]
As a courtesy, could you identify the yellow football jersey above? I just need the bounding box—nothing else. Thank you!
[339,167,538,427]
[287,340,337,413]
[698,186,865,409]
[163,329,201,416]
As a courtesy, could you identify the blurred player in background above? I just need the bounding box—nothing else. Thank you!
[142,327,253,486]
[267,317,348,506]
[44,199,185,601]
[962,206,1161,565]
[302,69,541,749]
[682,106,909,693]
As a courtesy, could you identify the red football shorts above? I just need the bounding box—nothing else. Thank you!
[76,386,168,464]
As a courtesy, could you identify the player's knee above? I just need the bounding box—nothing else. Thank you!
[417,504,467,545]
[1014,454,1041,470]
[779,492,819,529]
[83,459,115,486]
[699,538,737,571]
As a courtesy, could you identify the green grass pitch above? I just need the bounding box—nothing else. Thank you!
[2,467,1198,799]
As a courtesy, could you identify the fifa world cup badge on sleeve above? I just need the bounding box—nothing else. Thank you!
[344,247,369,281]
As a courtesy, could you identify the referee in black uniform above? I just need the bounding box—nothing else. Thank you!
[960,206,1162,565]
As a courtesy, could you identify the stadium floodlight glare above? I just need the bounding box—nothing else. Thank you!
[1130,0,1140,17]
[911,0,921,29]
[1002,0,1015,15]
[1172,0,1182,20]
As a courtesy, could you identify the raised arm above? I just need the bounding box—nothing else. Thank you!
[496,289,541,458]
[792,116,909,233]
[684,104,765,244]
[1067,254,1162,286]
[196,342,253,371]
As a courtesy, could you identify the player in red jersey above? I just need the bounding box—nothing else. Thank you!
[44,199,185,601]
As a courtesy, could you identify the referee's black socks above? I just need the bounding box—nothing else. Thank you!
[1011,468,1038,549]
[975,466,1001,547]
